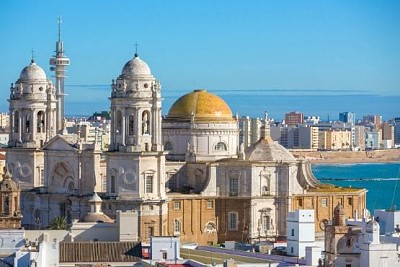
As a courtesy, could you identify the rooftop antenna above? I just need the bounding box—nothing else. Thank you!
[58,16,62,42]
[134,41,139,57]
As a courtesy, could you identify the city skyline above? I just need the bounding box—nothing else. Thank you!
[0,0,399,117]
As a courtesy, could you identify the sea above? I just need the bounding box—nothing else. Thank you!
[61,86,400,121]
[312,163,400,212]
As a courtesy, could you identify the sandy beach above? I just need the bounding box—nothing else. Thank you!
[291,149,400,164]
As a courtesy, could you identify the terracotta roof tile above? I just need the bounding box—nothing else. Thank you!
[59,242,142,263]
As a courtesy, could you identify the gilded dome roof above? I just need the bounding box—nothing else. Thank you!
[19,60,47,81]
[167,89,235,122]
[121,54,151,78]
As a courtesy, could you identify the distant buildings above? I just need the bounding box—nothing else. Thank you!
[339,111,355,126]
[285,111,304,126]
[395,117,400,145]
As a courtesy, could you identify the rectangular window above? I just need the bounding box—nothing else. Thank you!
[206,200,214,209]
[146,175,153,193]
[229,178,238,196]
[110,175,116,193]
[174,201,181,210]
[148,226,154,238]
[291,229,294,236]
[174,220,181,233]
[297,199,303,207]
[263,215,270,231]
[228,212,238,231]
[40,169,44,186]
[321,198,327,207]
[162,252,167,260]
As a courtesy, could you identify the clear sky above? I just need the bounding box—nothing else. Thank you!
[0,0,399,116]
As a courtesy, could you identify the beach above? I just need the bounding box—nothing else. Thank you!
[291,149,400,164]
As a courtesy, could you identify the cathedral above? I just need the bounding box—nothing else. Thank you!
[4,25,367,245]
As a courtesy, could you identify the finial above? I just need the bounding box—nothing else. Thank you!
[264,111,268,121]
[58,16,62,42]
[31,49,35,63]
[134,41,139,57]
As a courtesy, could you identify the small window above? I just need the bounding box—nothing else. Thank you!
[291,229,294,236]
[291,247,294,254]
[297,199,303,207]
[148,226,154,237]
[206,200,214,209]
[164,142,173,151]
[174,219,181,234]
[174,201,181,210]
[321,198,327,207]
[348,197,353,206]
[229,177,239,196]
[228,212,238,231]
[162,252,167,260]
[214,142,227,151]
[146,175,153,193]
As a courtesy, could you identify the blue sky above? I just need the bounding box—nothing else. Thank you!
[0,0,399,116]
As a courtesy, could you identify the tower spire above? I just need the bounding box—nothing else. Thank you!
[134,42,139,57]
[58,16,62,42]
[31,49,35,63]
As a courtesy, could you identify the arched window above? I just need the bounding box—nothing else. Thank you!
[14,111,19,133]
[164,141,173,151]
[142,111,150,135]
[262,186,269,196]
[110,169,117,194]
[174,219,181,234]
[116,111,122,134]
[25,114,31,133]
[37,111,45,133]
[214,142,227,151]
[128,115,135,135]
[4,194,10,215]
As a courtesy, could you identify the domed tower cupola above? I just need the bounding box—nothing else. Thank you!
[110,52,162,152]
[0,169,22,228]
[8,59,57,148]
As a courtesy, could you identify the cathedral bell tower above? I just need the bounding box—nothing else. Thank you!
[106,51,167,240]
[0,169,22,229]
[6,59,57,189]
[109,53,162,152]
[8,60,57,148]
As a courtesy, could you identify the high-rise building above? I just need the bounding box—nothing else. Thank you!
[380,122,394,148]
[339,112,355,125]
[362,115,382,128]
[285,111,304,126]
[395,118,400,145]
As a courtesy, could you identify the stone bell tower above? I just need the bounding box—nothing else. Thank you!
[0,169,22,229]
[6,59,57,189]
[106,51,167,241]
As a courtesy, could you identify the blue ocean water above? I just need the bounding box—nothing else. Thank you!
[312,163,400,212]
[62,86,400,121]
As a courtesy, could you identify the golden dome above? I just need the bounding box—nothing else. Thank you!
[167,90,235,122]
